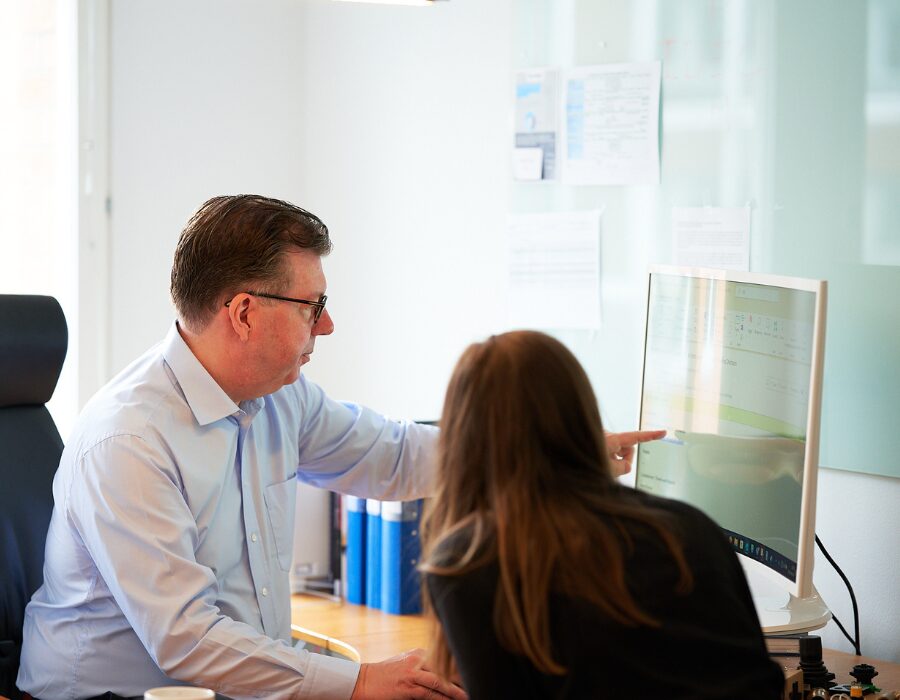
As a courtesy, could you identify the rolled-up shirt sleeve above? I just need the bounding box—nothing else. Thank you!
[290,377,439,500]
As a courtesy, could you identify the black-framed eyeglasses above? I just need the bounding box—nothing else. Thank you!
[225,291,328,324]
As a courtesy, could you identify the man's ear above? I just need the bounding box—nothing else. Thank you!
[227,295,253,341]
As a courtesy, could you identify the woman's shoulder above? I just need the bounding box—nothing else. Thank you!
[427,518,494,568]
[615,483,717,524]
[424,521,498,615]
[429,527,470,567]
[611,484,731,551]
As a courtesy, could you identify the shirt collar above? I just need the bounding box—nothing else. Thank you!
[161,321,251,426]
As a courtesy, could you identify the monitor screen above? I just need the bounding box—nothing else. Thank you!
[634,266,827,603]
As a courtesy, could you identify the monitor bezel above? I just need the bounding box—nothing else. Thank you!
[635,265,827,600]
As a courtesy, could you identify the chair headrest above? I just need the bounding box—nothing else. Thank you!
[0,295,68,408]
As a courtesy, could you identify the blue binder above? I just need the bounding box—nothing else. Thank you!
[345,496,367,605]
[365,499,382,608]
[380,499,423,615]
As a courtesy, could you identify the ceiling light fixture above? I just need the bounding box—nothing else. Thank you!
[331,0,444,6]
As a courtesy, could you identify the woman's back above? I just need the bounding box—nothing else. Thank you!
[421,331,785,699]
[425,486,784,700]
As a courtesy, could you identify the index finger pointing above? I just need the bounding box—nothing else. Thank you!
[614,429,667,447]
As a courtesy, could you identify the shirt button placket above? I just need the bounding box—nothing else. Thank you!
[237,411,274,635]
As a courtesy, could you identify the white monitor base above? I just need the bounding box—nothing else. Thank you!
[753,586,831,634]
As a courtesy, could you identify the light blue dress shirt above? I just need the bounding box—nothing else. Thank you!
[18,322,438,700]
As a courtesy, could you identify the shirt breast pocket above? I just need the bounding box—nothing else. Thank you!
[264,476,297,572]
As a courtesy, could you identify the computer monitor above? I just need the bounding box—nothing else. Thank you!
[633,265,830,634]
[291,482,340,596]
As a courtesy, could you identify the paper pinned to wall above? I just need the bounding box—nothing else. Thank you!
[514,68,560,180]
[562,61,661,186]
[507,209,602,330]
[512,147,544,180]
[672,206,751,271]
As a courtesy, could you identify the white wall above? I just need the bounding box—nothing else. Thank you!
[293,0,513,419]
[106,0,898,663]
[814,469,900,662]
[109,0,325,372]
[109,0,511,422]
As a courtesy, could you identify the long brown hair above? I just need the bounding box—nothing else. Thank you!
[420,331,692,678]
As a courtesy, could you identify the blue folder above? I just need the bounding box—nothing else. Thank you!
[380,499,424,615]
[345,496,367,605]
[365,499,382,608]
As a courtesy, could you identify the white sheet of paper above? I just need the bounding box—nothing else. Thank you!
[562,62,661,186]
[672,207,751,271]
[512,147,544,180]
[507,210,602,330]
[514,68,560,180]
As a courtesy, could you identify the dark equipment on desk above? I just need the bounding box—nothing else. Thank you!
[798,635,835,690]
[830,664,882,696]
[851,664,880,686]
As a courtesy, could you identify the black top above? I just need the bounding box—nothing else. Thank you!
[425,487,785,700]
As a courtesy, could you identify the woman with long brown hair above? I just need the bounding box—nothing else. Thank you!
[421,331,783,699]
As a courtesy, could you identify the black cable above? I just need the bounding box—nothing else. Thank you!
[829,611,856,652]
[816,533,861,656]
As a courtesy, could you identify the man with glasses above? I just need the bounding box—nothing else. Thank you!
[18,194,660,700]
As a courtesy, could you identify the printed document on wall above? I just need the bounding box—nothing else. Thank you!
[507,210,602,330]
[672,207,751,271]
[514,68,560,180]
[563,62,661,185]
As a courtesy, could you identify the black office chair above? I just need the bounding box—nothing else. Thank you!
[0,295,68,698]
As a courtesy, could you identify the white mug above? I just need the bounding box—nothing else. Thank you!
[144,687,215,700]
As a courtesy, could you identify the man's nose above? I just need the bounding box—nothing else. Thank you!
[313,308,334,336]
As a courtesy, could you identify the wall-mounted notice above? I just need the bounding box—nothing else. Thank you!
[514,68,560,180]
[563,61,661,186]
[672,206,751,271]
[507,209,602,330]
[512,147,544,181]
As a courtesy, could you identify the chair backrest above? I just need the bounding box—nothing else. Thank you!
[0,295,67,697]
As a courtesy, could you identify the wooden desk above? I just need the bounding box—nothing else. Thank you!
[291,593,433,663]
[772,649,900,696]
[292,594,900,696]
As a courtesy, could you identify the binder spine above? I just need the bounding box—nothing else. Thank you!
[365,499,382,609]
[345,496,367,605]
[380,499,423,615]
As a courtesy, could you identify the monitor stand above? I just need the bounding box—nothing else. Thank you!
[749,573,831,634]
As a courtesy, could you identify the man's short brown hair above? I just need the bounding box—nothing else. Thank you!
[170,194,332,329]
